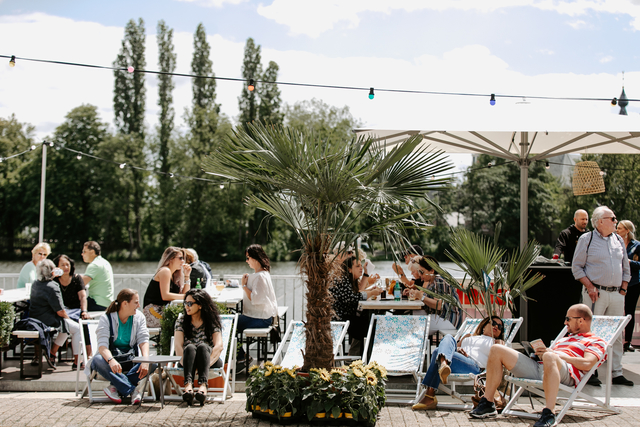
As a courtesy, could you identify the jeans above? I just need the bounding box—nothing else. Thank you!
[583,287,625,376]
[421,334,482,388]
[182,342,212,385]
[91,354,154,397]
[237,315,273,358]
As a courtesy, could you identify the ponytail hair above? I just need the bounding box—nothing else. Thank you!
[106,288,138,314]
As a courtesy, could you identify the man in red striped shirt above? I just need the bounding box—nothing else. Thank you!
[470,304,605,426]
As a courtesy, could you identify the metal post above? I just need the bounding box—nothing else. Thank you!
[519,132,529,340]
[38,143,47,243]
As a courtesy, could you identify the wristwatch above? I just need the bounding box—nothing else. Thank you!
[107,357,114,363]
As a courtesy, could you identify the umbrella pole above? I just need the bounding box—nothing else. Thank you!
[519,132,529,340]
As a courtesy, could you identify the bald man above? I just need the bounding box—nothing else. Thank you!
[553,209,589,263]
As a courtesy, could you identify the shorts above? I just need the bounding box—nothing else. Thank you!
[511,352,574,387]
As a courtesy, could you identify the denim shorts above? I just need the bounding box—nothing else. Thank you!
[511,352,574,387]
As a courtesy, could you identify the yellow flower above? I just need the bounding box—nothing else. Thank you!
[249,365,259,373]
[350,360,364,368]
[330,368,345,376]
[265,367,274,377]
[366,361,388,378]
[286,368,296,379]
[352,367,364,377]
[319,369,331,382]
[366,371,377,386]
[264,361,274,368]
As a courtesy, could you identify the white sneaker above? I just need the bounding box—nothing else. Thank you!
[131,388,142,405]
[103,385,121,404]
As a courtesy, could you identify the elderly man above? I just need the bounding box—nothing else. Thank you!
[572,206,633,386]
[553,209,589,263]
[470,304,606,427]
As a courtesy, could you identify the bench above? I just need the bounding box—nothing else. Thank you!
[242,306,289,367]
[12,329,55,379]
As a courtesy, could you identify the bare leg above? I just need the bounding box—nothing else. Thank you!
[542,352,563,410]
[483,345,520,402]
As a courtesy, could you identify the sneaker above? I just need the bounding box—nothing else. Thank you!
[469,397,497,418]
[103,385,122,404]
[533,408,556,427]
[612,375,634,386]
[131,388,142,405]
[586,375,601,386]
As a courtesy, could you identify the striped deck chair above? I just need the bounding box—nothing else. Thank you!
[502,315,630,425]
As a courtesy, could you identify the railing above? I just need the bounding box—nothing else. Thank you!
[0,273,309,322]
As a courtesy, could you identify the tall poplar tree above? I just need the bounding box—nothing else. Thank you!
[156,19,176,247]
[258,61,283,126]
[238,38,262,126]
[113,18,147,257]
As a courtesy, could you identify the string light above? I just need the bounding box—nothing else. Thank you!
[0,157,3,163]
[490,94,496,106]
[30,145,36,151]
[247,79,255,92]
[369,88,374,100]
[76,154,82,160]
[611,98,618,106]
[119,163,126,169]
[127,66,134,73]
[169,173,174,178]
[219,184,224,189]
[9,55,15,67]
[545,161,550,169]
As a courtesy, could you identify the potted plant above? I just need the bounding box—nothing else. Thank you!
[334,360,387,426]
[0,301,16,348]
[246,361,303,422]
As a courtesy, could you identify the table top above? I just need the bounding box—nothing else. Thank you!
[0,288,29,303]
[359,299,424,310]
[132,355,182,364]
[206,286,243,306]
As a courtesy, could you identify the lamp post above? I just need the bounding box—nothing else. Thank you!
[38,142,49,243]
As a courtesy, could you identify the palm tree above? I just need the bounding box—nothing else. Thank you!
[203,123,453,370]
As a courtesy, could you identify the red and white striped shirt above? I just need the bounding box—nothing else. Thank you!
[549,332,607,386]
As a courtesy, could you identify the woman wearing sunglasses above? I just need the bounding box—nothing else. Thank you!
[142,246,192,328]
[174,289,223,406]
[413,316,505,411]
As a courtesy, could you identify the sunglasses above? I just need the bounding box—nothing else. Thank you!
[491,320,504,330]
[184,301,196,307]
[565,316,582,322]
[602,216,617,222]
[37,252,49,256]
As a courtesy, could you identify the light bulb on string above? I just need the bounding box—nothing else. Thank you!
[545,161,550,170]
[168,173,174,178]
[76,154,82,160]
[219,184,224,189]
[368,88,374,100]
[30,145,36,151]
[248,79,255,92]
[127,66,134,73]
[0,157,4,163]
[9,56,16,67]
[490,94,496,106]
[611,98,618,106]
[119,163,126,169]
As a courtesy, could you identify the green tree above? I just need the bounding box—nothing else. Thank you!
[203,122,453,370]
[156,20,177,248]
[284,98,361,143]
[258,61,283,126]
[238,37,262,126]
[112,18,148,257]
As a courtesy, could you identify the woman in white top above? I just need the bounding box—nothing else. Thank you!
[412,315,505,411]
[238,244,278,362]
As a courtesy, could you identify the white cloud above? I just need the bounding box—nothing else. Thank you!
[257,0,640,37]
[567,19,588,29]
[174,0,247,7]
[600,55,614,63]
[537,49,555,55]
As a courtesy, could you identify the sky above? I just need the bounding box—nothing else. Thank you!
[1,0,639,172]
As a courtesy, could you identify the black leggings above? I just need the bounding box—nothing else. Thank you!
[181,342,222,385]
[624,285,640,344]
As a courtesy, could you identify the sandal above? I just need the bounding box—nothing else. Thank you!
[195,386,207,406]
[182,385,194,406]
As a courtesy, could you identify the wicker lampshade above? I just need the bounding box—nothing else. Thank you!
[572,161,605,196]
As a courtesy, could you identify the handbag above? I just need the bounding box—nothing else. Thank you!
[108,314,138,372]
[471,371,507,412]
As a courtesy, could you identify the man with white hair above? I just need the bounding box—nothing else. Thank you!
[553,209,589,263]
[572,205,633,386]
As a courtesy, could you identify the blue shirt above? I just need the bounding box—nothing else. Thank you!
[572,229,631,287]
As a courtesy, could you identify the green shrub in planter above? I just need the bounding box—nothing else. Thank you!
[246,361,304,420]
[0,301,16,348]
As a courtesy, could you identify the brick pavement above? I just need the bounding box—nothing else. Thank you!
[1,392,640,427]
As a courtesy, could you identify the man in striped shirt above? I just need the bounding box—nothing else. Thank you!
[572,205,632,386]
[470,304,605,426]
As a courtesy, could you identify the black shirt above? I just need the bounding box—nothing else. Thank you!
[54,274,85,310]
[143,278,179,307]
[554,224,588,263]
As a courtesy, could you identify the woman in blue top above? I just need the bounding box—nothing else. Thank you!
[93,289,153,405]
[617,220,640,352]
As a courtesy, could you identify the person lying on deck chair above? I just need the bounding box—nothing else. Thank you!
[470,303,606,427]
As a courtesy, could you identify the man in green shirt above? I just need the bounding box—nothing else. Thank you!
[81,241,114,311]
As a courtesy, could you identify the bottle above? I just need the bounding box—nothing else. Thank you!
[394,281,401,301]
[195,278,202,289]
[389,279,396,295]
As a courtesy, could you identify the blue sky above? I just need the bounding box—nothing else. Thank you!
[0,0,639,172]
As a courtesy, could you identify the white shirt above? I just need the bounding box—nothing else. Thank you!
[460,335,495,369]
[243,271,278,320]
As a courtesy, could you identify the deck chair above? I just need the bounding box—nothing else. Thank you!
[78,319,156,403]
[501,315,630,425]
[165,313,238,403]
[430,317,523,409]
[271,320,350,369]
[362,315,431,404]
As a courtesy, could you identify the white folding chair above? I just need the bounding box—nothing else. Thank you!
[165,314,238,403]
[502,315,630,425]
[271,320,350,369]
[432,317,523,409]
[363,315,431,404]
[78,319,156,403]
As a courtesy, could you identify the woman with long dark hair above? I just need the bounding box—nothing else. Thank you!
[174,289,223,406]
[412,316,505,411]
[617,220,640,352]
[143,246,192,328]
[330,255,383,355]
[92,289,152,405]
[237,244,279,362]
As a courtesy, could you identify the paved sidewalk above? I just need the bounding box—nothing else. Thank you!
[1,392,640,427]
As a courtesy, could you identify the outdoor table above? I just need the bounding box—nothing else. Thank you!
[132,355,181,408]
[206,286,244,312]
[0,288,30,303]
[358,298,424,311]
